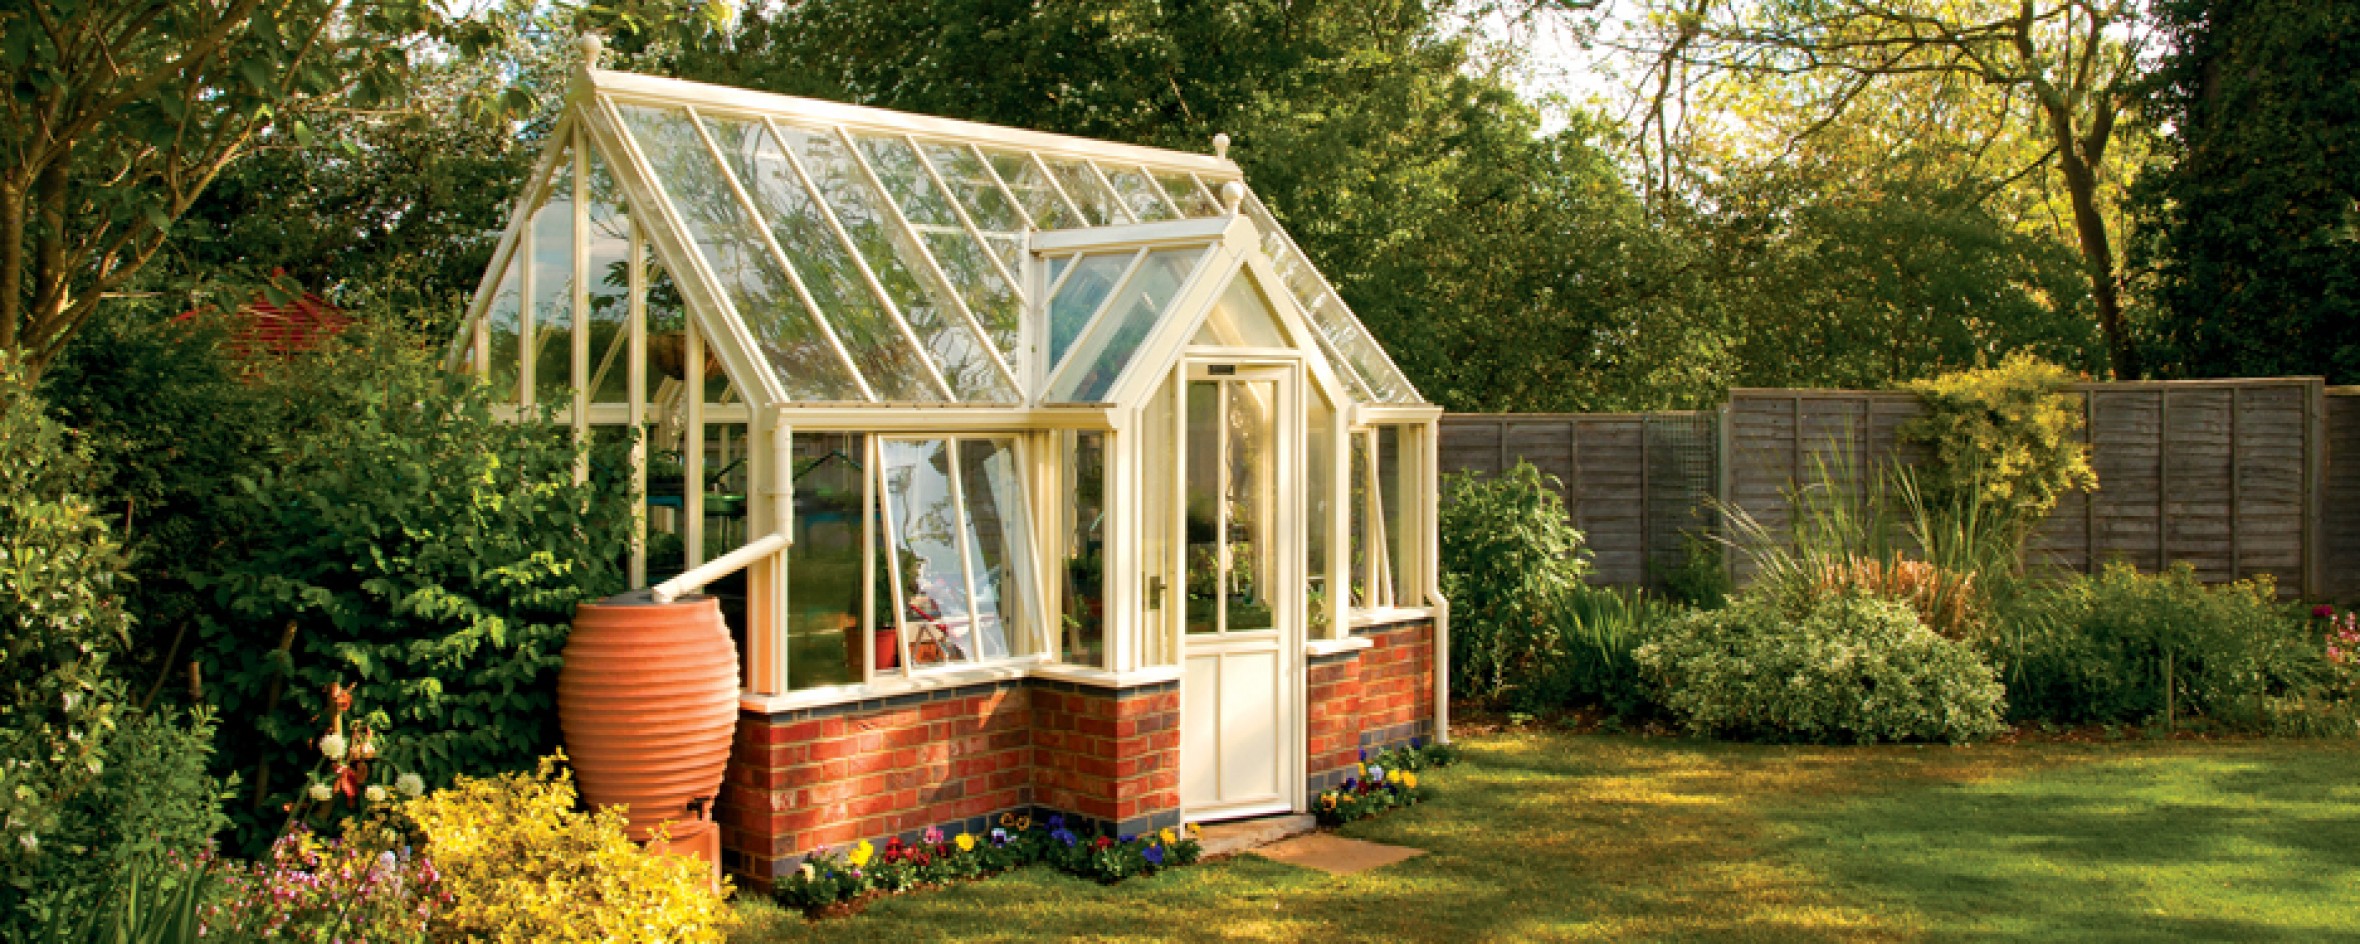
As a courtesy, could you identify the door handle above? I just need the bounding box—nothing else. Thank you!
[1146,575,1166,610]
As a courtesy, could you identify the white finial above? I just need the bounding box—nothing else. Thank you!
[1212,132,1230,159]
[577,33,605,68]
[1219,181,1246,214]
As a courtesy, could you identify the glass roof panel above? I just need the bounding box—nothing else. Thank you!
[770,122,1016,401]
[1156,170,1222,217]
[921,143,1031,277]
[1191,267,1291,349]
[1042,157,1126,226]
[1241,193,1422,404]
[612,102,866,401]
[584,149,634,404]
[983,149,1085,230]
[1046,251,1133,371]
[851,133,1025,357]
[1048,247,1209,403]
[1100,164,1177,222]
[700,114,942,402]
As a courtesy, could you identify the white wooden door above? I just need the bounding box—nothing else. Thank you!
[1177,363,1299,819]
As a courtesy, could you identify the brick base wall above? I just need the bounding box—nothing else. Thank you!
[719,618,1440,888]
[1306,618,1439,794]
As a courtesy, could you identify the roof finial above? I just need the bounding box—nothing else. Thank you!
[1219,181,1246,215]
[577,33,605,69]
[1212,132,1231,159]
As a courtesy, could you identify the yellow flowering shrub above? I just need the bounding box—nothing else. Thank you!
[402,754,734,944]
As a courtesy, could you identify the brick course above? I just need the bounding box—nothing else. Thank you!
[1305,618,1439,794]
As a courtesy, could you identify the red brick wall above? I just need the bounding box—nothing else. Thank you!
[719,679,1183,887]
[1306,618,1439,793]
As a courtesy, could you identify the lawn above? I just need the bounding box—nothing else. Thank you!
[730,731,2360,943]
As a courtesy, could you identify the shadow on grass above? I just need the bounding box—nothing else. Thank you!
[1770,742,2360,942]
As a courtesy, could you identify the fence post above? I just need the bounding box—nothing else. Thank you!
[1717,400,1736,587]
[2307,378,2327,599]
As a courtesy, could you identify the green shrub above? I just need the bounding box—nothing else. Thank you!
[1634,593,2007,744]
[0,359,227,938]
[187,322,634,847]
[1900,353,2098,528]
[1439,463,1594,701]
[1990,563,2327,730]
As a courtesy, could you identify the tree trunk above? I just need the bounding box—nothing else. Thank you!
[2041,100,2139,379]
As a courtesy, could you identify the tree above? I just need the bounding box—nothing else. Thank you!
[1619,0,2156,377]
[2132,0,2360,383]
[0,0,723,376]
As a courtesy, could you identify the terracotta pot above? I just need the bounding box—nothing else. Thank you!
[559,593,740,842]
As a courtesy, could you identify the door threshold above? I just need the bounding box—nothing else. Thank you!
[1191,813,1317,859]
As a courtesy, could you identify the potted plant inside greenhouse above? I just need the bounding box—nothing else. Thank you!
[450,34,1450,890]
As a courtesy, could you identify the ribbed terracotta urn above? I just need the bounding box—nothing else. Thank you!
[559,592,740,841]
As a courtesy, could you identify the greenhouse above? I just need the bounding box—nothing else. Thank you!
[450,46,1446,885]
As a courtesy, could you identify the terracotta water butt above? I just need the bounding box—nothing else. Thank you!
[558,592,740,844]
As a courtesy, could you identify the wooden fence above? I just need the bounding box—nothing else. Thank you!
[1443,378,2351,599]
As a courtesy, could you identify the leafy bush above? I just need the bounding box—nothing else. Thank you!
[1900,353,2098,527]
[1439,463,1595,700]
[403,754,731,943]
[773,813,1206,914]
[1634,593,2007,744]
[187,322,634,845]
[1990,563,2327,730]
[0,358,228,938]
[203,824,447,942]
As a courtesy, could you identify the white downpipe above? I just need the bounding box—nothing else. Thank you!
[652,415,796,604]
[651,533,789,603]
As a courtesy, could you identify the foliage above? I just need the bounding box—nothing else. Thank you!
[1439,463,1594,700]
[38,310,303,694]
[1900,354,2098,529]
[40,853,213,944]
[770,814,1205,914]
[1634,594,2008,744]
[0,0,727,372]
[201,824,446,943]
[403,754,731,944]
[1808,557,1978,641]
[0,356,227,938]
[1657,533,1731,611]
[2133,0,2360,385]
[1988,564,2330,731]
[186,322,634,847]
[1313,742,1456,827]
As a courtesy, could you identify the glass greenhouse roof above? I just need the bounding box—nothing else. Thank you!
[459,68,1425,407]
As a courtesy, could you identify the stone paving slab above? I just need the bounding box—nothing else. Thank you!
[1250,832,1426,875]
[1195,814,1318,858]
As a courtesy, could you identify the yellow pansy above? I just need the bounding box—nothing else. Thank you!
[1159,827,1178,846]
[955,832,976,852]
[848,840,874,868]
[1403,772,1418,789]
[1186,822,1202,837]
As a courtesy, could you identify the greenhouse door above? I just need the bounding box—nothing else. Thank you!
[1177,361,1301,820]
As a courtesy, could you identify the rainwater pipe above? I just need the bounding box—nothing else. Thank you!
[650,413,795,603]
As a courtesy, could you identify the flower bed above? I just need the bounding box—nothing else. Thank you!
[772,815,1204,915]
[1314,741,1458,827]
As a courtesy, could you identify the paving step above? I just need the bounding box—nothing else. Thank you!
[1193,813,1317,859]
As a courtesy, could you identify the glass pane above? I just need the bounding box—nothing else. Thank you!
[957,439,1026,661]
[1046,252,1131,370]
[1058,430,1108,668]
[984,149,1084,230]
[700,115,939,402]
[1183,381,1220,634]
[1225,380,1277,631]
[1350,431,1379,608]
[1192,269,1291,349]
[773,123,1016,401]
[1050,247,1207,402]
[1045,254,1073,291]
[852,134,1025,357]
[1380,425,1409,604]
[1306,392,1335,638]
[613,103,865,401]
[881,438,968,669]
[788,432,864,689]
[920,143,1025,233]
[584,151,633,404]
[529,154,575,406]
[1156,171,1222,217]
[484,259,521,404]
[1140,377,1177,665]
[1043,156,1125,226]
[1242,193,1422,403]
[1101,164,1177,222]
[705,420,753,654]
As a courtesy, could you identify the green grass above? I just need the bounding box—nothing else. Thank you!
[729,732,2360,942]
